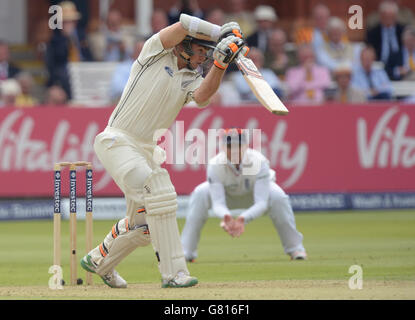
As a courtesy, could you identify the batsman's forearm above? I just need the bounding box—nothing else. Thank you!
[180,14,221,41]
[193,66,225,104]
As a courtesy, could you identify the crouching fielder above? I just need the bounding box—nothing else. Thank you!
[80,15,249,288]
[181,128,307,262]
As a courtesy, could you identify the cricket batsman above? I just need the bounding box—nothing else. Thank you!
[181,128,307,262]
[79,14,249,288]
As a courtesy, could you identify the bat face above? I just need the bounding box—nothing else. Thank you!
[235,55,289,115]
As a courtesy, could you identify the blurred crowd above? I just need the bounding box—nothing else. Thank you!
[0,0,415,107]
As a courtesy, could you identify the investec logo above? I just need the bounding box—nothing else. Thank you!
[54,171,61,213]
[69,171,76,213]
[86,170,93,212]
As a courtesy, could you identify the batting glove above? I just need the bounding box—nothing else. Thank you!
[213,35,247,70]
[219,22,244,41]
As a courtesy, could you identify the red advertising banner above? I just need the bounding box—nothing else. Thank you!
[0,104,414,197]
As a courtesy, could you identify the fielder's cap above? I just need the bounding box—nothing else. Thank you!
[59,1,81,22]
[254,5,278,22]
[223,128,248,146]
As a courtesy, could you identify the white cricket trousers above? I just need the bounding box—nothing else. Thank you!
[93,127,191,280]
[94,126,158,223]
[181,181,305,260]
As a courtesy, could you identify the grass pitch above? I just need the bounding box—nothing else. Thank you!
[0,209,414,299]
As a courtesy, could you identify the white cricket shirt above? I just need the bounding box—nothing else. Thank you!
[207,148,276,222]
[108,33,205,143]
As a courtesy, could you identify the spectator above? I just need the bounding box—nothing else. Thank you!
[224,0,256,38]
[15,72,38,107]
[44,85,68,105]
[366,0,415,30]
[246,5,278,53]
[167,0,204,25]
[205,7,226,26]
[351,46,393,101]
[151,9,169,36]
[285,44,331,104]
[101,9,135,62]
[0,40,21,81]
[311,4,331,50]
[49,0,90,35]
[0,79,21,106]
[294,4,330,50]
[88,9,135,61]
[264,28,297,79]
[314,17,358,73]
[45,1,93,99]
[110,40,145,102]
[331,64,367,103]
[233,47,283,103]
[393,25,415,81]
[204,7,238,105]
[222,1,257,73]
[366,1,405,80]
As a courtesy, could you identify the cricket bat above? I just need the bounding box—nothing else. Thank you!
[234,54,289,115]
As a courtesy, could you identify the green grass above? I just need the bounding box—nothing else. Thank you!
[0,210,414,287]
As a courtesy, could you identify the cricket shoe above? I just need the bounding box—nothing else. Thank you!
[80,254,127,288]
[161,271,198,288]
[100,269,128,288]
[290,251,307,260]
[185,256,196,263]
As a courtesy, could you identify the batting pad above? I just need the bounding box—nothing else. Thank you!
[91,217,151,276]
[95,224,151,276]
[143,168,189,281]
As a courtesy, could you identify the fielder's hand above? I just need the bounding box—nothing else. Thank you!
[219,22,244,41]
[231,216,245,237]
[220,214,234,233]
[220,215,245,237]
[213,35,248,70]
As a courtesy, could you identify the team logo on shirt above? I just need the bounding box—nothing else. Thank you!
[164,66,174,77]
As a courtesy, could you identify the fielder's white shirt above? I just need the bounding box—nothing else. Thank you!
[108,33,206,143]
[207,148,276,223]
